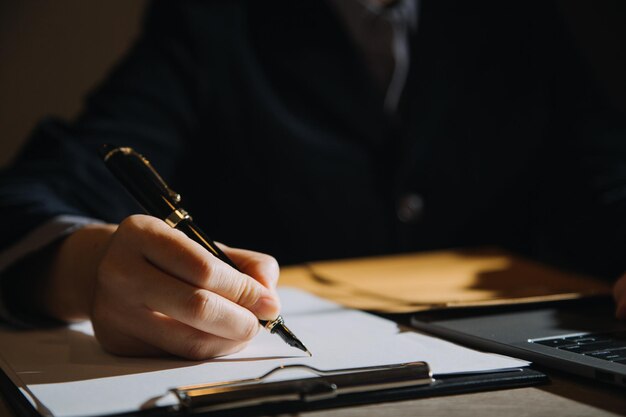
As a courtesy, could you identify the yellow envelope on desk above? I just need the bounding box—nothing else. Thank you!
[279,248,612,313]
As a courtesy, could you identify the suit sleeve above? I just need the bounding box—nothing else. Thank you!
[0,0,204,252]
[0,0,205,324]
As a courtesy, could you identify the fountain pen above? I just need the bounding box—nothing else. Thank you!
[100,144,311,356]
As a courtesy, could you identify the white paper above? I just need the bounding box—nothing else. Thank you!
[0,288,528,417]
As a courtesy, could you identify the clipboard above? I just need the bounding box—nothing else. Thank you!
[0,288,547,417]
[0,361,546,417]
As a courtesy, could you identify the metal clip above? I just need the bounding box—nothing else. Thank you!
[171,362,432,412]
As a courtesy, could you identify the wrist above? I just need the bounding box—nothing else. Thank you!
[42,223,117,321]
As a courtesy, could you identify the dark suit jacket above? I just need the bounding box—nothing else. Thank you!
[1,0,625,278]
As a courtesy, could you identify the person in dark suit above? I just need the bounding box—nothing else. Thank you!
[0,0,625,359]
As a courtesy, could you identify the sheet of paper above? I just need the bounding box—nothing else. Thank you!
[0,288,528,417]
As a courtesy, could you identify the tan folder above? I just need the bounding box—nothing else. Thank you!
[279,248,613,313]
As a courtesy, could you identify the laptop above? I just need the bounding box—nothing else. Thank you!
[410,296,626,388]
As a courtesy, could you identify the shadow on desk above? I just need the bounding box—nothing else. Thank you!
[0,325,201,384]
[536,366,626,415]
[0,324,297,385]
[465,247,612,302]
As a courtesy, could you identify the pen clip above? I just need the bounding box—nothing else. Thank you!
[104,146,182,204]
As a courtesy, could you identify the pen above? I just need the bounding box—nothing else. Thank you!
[100,144,311,356]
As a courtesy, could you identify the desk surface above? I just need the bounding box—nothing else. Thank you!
[1,251,625,416]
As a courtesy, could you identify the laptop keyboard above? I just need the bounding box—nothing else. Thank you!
[531,332,626,365]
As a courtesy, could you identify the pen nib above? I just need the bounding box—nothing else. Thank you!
[269,319,312,356]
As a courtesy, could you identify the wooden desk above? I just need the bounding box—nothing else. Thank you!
[1,252,625,416]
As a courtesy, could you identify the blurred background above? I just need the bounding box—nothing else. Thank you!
[0,1,146,166]
[0,0,624,167]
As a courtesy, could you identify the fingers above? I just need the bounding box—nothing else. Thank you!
[613,273,626,320]
[94,309,246,360]
[218,244,280,291]
[137,261,261,341]
[218,244,281,317]
[116,215,280,320]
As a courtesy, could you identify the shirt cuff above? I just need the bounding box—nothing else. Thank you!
[0,215,104,328]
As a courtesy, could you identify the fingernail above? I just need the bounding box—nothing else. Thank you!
[250,292,281,320]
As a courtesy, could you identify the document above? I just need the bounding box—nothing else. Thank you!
[0,288,528,417]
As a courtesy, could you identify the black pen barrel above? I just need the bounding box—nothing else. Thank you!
[102,145,178,219]
[175,220,239,270]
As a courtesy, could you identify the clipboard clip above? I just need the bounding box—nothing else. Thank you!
[171,362,433,412]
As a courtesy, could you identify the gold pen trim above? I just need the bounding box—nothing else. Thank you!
[264,315,284,332]
[103,146,133,162]
[165,208,191,228]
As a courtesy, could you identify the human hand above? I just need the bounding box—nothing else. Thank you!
[614,273,626,320]
[44,214,281,359]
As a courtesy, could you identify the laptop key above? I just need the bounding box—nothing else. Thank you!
[534,339,578,348]
[563,335,611,343]
[577,341,626,353]
[533,331,626,364]
[585,350,626,361]
[558,345,584,353]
